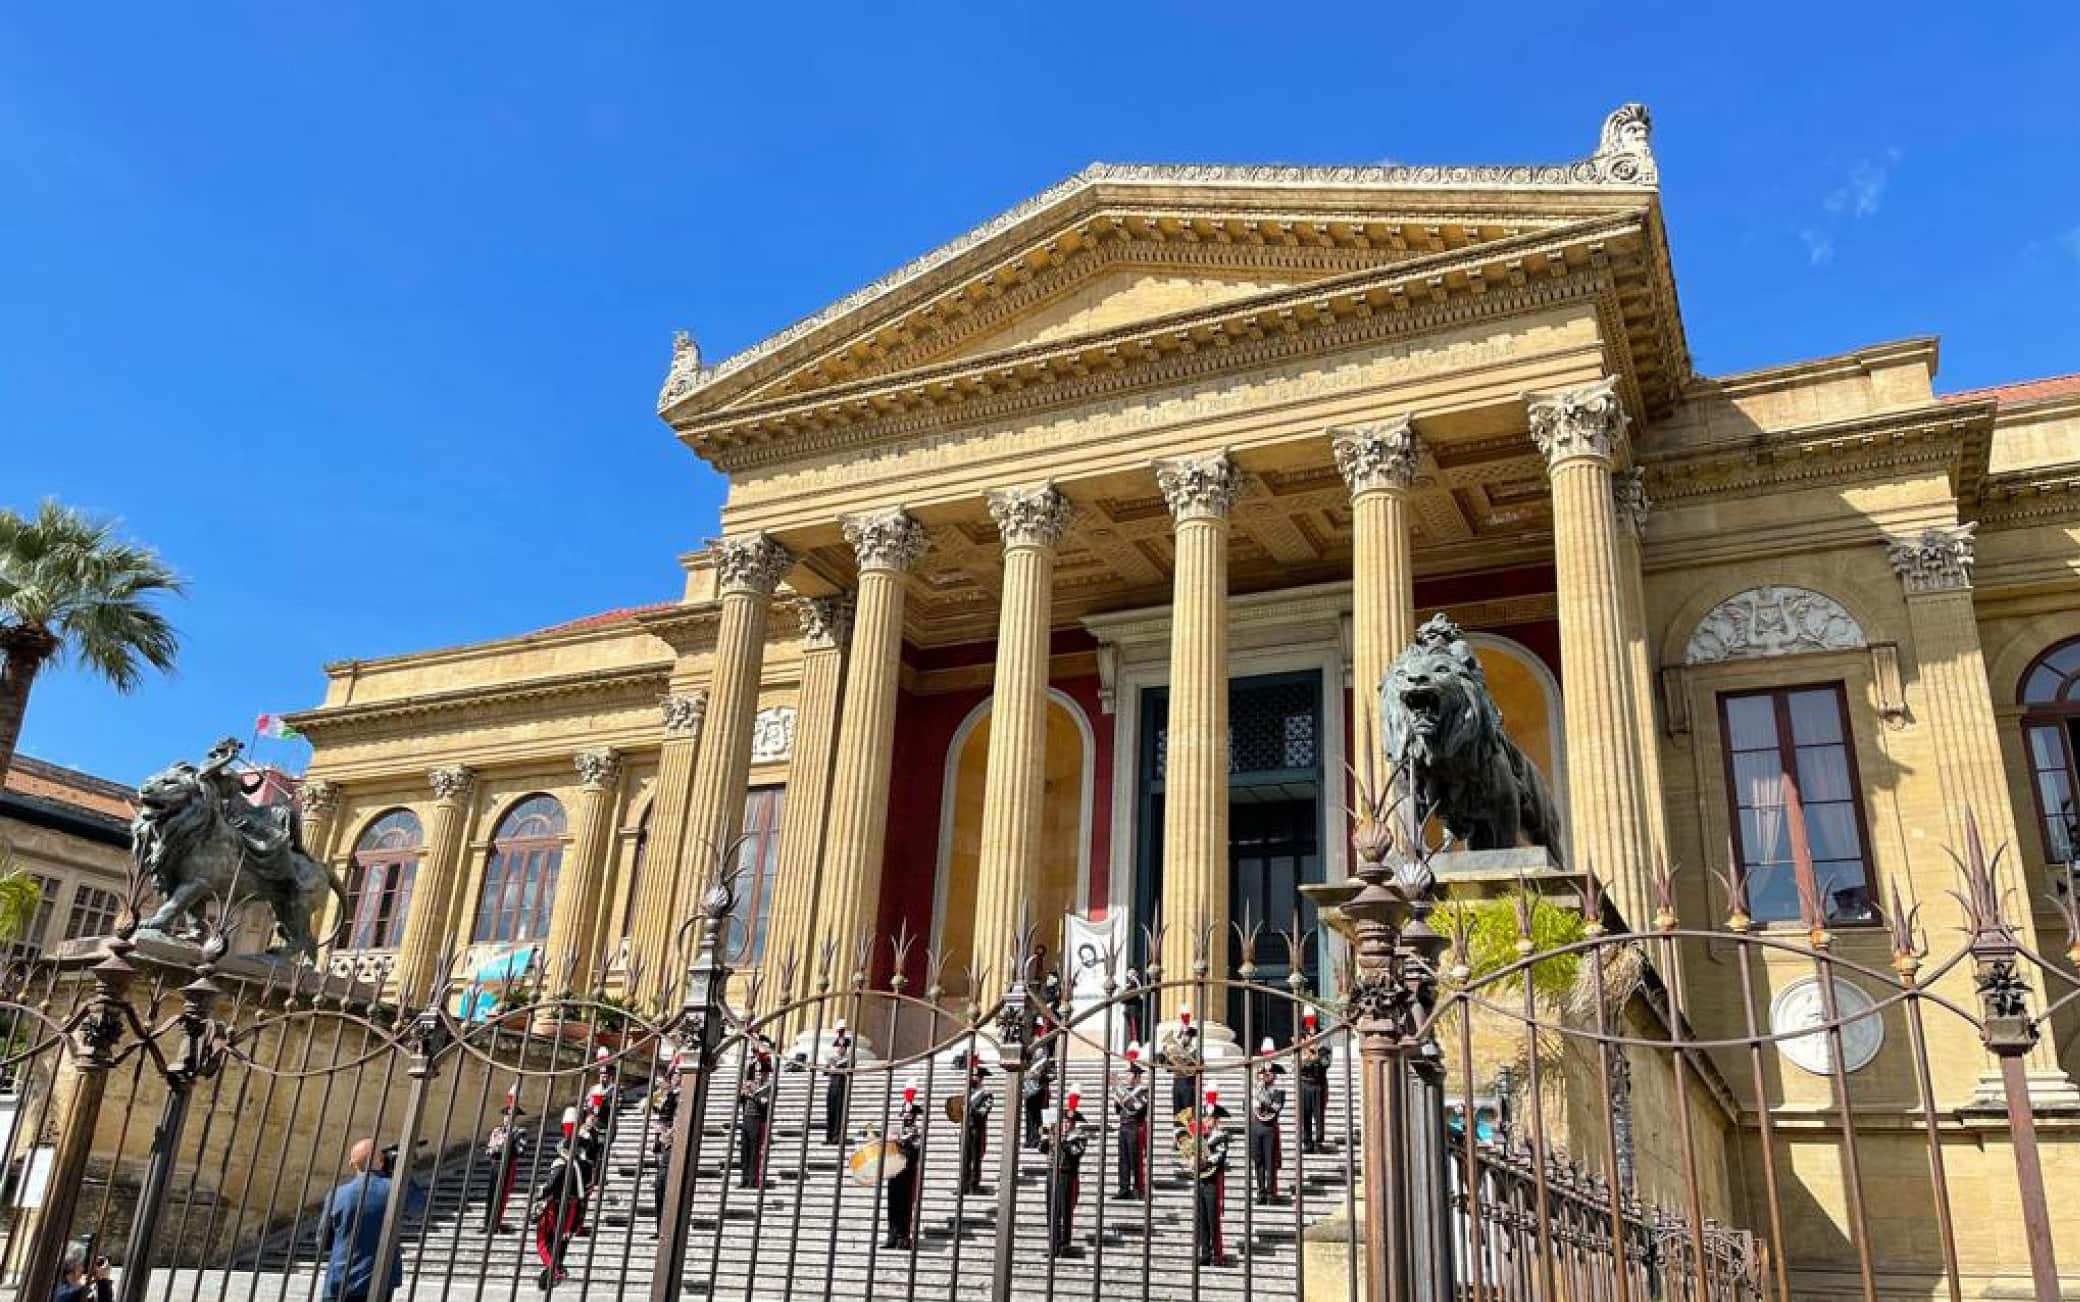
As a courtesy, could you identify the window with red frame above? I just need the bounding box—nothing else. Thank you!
[730,787,786,965]
[340,809,422,950]
[1720,685,1875,925]
[472,795,566,944]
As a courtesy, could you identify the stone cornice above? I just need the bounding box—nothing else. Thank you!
[1639,403,1995,508]
[1979,463,2080,528]
[662,107,1660,416]
[682,220,1664,476]
[285,663,672,740]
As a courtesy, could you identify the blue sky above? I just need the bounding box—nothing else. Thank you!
[4,3,2076,784]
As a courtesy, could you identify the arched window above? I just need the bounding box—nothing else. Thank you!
[473,795,566,944]
[2020,637,2080,864]
[731,787,786,965]
[340,809,422,950]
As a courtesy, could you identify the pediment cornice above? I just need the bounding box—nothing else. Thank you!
[1639,403,1996,508]
[675,212,1679,475]
[657,106,1677,441]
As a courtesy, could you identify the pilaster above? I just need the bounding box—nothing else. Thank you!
[1528,378,1654,924]
[1331,417,1421,765]
[297,779,342,938]
[816,509,928,960]
[629,691,708,994]
[394,764,474,1004]
[541,748,622,993]
[1154,451,1237,1016]
[763,595,853,987]
[971,484,1075,984]
[1611,467,1670,874]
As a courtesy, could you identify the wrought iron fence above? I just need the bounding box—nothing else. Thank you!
[2,798,2076,1301]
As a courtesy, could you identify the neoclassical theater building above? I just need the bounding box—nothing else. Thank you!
[291,104,2080,1125]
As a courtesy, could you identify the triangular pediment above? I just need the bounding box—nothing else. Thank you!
[657,105,1686,439]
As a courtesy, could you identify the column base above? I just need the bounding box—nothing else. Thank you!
[1969,1067,2080,1111]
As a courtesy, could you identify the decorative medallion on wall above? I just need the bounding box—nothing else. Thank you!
[1768,976,1884,1075]
[1683,586,1866,665]
[750,705,797,762]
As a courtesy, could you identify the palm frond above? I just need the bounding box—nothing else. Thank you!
[0,499,184,692]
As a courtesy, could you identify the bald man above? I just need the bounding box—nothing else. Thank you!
[319,1137,422,1302]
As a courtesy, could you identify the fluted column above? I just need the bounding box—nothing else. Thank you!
[1332,418,1422,776]
[628,691,707,995]
[815,510,928,961]
[1528,378,1653,923]
[1612,469,1670,871]
[394,765,475,1004]
[541,748,621,992]
[1155,452,1237,1017]
[1885,526,2072,1096]
[972,485,1075,985]
[298,779,342,940]
[763,595,854,988]
[680,533,795,929]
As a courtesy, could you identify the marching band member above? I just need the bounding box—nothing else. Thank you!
[586,1046,620,1131]
[1022,1034,1055,1150]
[883,1084,927,1250]
[1162,1006,1202,1112]
[531,1107,598,1290]
[1183,1090,1234,1268]
[1041,1091,1089,1257]
[736,1037,777,1190]
[1298,1011,1330,1153]
[1248,1043,1289,1204]
[958,1054,996,1195]
[822,1021,855,1145]
[484,1084,527,1234]
[1111,1047,1149,1200]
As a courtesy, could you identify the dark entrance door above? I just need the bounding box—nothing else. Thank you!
[1135,669,1325,1040]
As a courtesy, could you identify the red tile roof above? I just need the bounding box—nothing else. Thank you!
[526,600,678,638]
[1940,372,2080,407]
[4,756,133,821]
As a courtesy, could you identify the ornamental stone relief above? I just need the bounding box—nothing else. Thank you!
[985,483,1075,550]
[1885,523,1975,595]
[1612,467,1651,533]
[750,706,797,763]
[798,593,855,650]
[1527,377,1628,468]
[428,765,475,803]
[657,330,704,408]
[1154,451,1239,522]
[841,509,930,573]
[661,690,709,739]
[1329,417,1422,495]
[1683,587,1867,665]
[574,747,622,789]
[298,778,338,817]
[713,531,794,596]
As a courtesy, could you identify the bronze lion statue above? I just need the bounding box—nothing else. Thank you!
[131,738,347,960]
[1379,615,1565,861]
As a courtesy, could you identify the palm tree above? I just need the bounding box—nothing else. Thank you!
[0,839,41,945]
[0,500,183,788]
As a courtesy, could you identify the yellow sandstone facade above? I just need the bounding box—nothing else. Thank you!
[289,106,2080,1295]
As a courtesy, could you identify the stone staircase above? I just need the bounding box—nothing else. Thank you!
[247,1057,1360,1300]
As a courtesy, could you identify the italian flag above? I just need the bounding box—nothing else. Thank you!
[254,713,304,741]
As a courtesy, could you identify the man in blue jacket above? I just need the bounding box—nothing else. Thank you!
[320,1137,424,1302]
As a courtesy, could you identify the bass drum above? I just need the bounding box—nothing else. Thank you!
[846,1139,909,1187]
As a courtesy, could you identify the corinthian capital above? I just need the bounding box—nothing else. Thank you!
[428,765,475,803]
[841,509,929,573]
[798,594,855,650]
[1886,524,1976,595]
[298,778,339,819]
[713,532,795,596]
[574,747,622,790]
[986,483,1075,550]
[1330,417,1423,496]
[1154,451,1239,523]
[661,690,709,739]
[1612,467,1651,534]
[1527,378,1629,469]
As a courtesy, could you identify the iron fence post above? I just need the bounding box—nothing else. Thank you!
[649,873,735,1302]
[115,959,228,1302]
[365,981,451,1302]
[991,971,1035,1302]
[1401,897,1454,1302]
[20,937,134,1299]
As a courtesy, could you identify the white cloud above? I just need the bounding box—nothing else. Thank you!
[1822,147,1903,220]
[1798,228,1836,267]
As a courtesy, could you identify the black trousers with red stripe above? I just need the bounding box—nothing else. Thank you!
[1193,1170,1226,1264]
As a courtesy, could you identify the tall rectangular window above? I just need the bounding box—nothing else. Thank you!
[733,787,786,965]
[1720,684,1874,925]
[64,885,124,941]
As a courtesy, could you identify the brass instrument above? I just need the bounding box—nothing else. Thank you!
[1171,1122,1220,1179]
[846,1137,908,1186]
